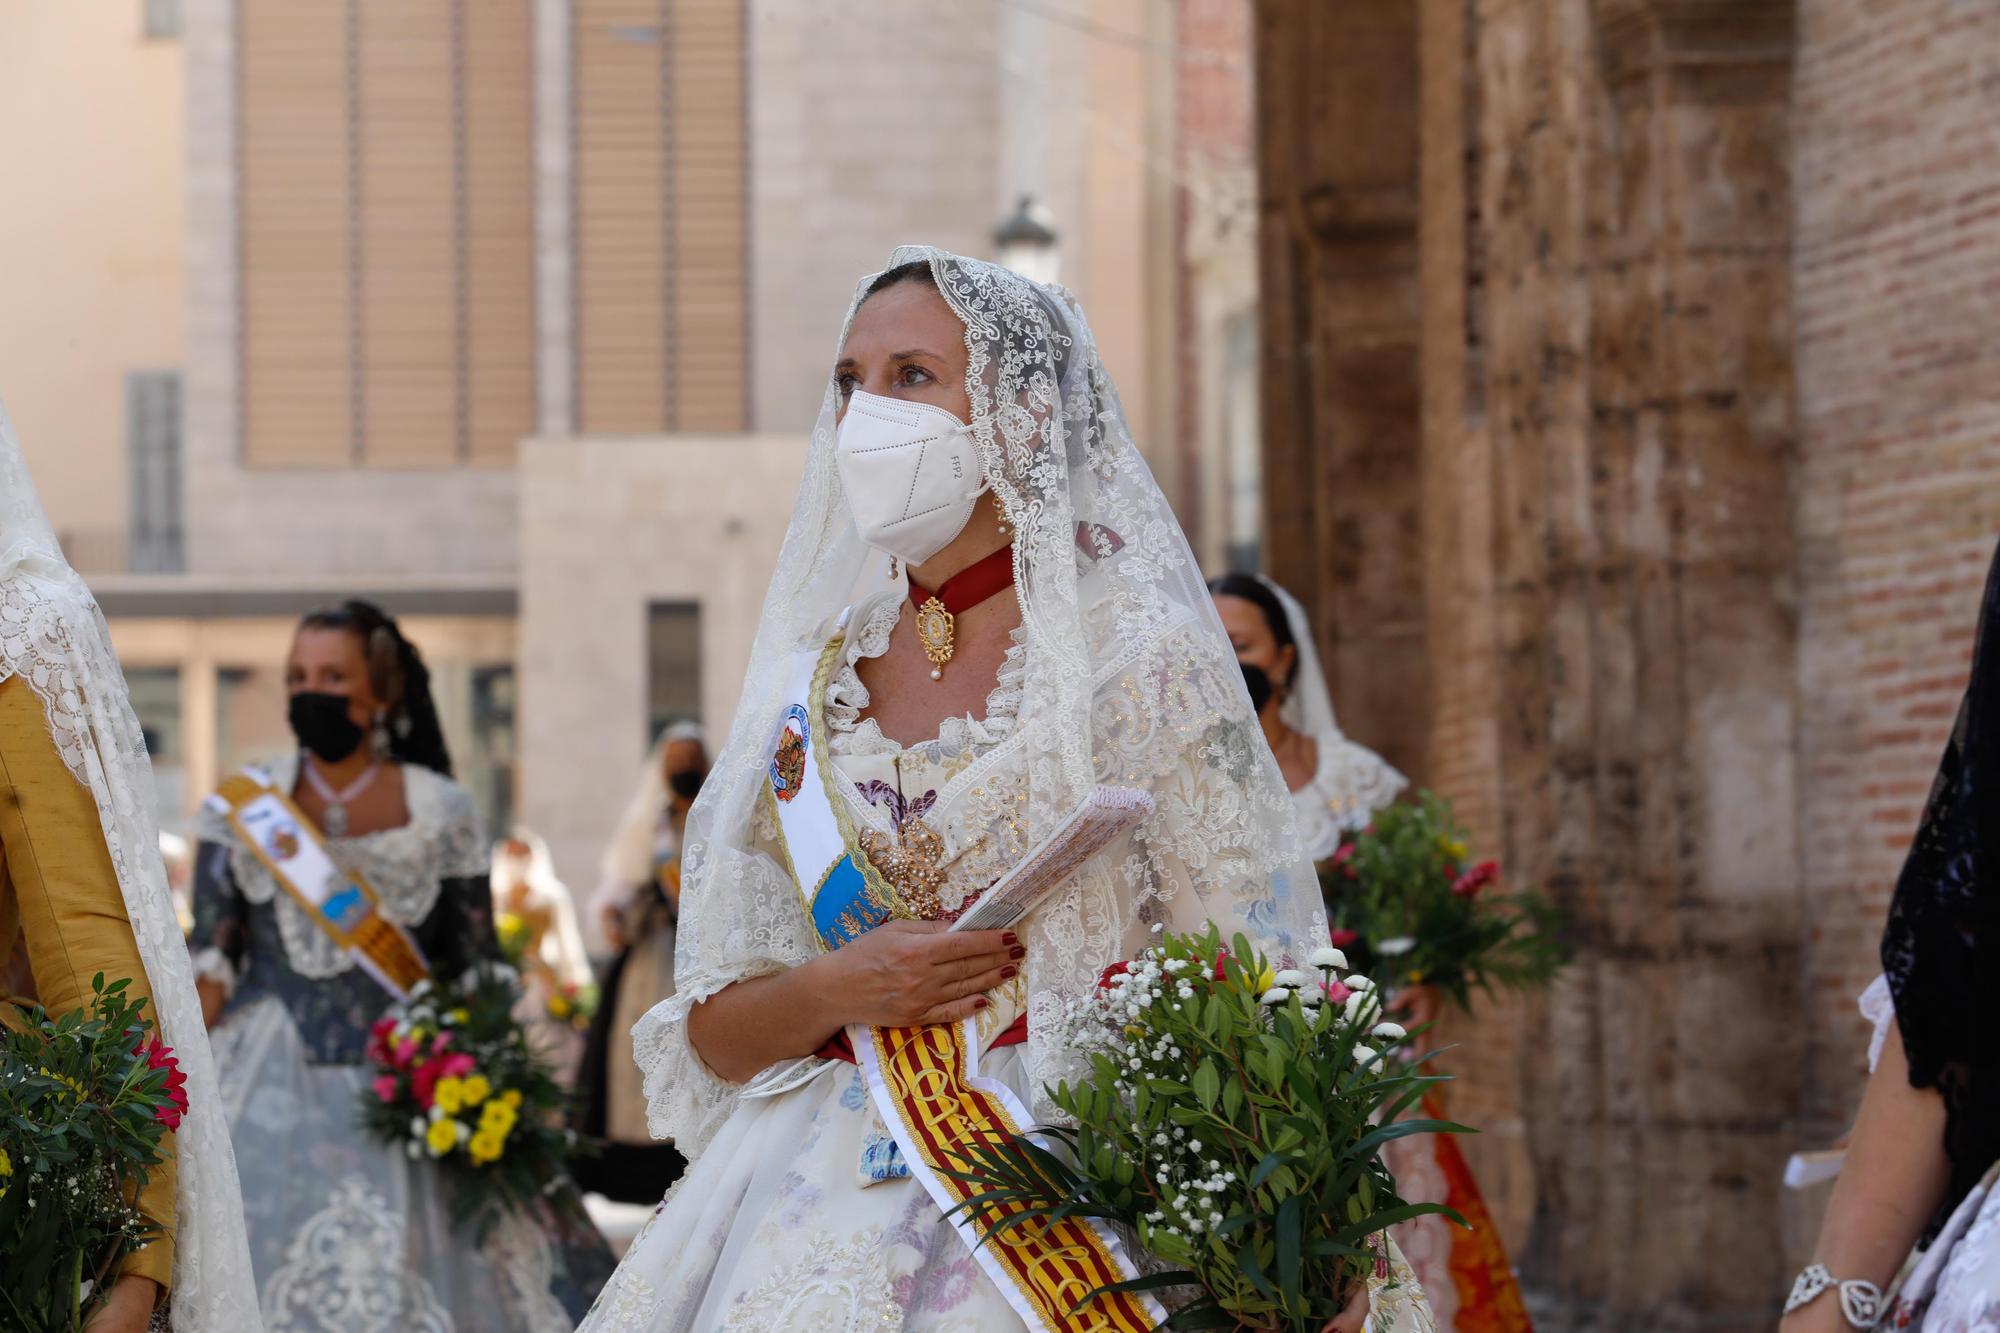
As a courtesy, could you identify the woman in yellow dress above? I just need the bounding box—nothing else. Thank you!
[0,399,262,1330]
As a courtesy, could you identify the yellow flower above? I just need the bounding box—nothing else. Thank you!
[500,1089,523,1110]
[0,1146,12,1198]
[479,1100,518,1136]
[1254,965,1276,994]
[424,1116,461,1156]
[446,1008,470,1027]
[467,1130,505,1166]
[460,1074,491,1107]
[549,994,572,1019]
[1442,838,1468,862]
[433,1076,465,1116]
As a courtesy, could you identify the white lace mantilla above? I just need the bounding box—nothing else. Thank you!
[197,753,486,981]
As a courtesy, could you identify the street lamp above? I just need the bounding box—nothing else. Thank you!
[993,195,1060,285]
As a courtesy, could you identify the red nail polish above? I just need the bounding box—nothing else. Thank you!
[1009,946,1027,960]
[973,996,989,1009]
[1001,965,1018,980]
[1002,931,1019,947]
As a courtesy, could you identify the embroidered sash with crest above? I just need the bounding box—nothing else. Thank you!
[208,767,431,1002]
[765,629,1164,1333]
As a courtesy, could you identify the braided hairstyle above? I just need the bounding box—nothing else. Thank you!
[296,599,454,776]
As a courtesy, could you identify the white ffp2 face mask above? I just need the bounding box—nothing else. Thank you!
[833,389,989,567]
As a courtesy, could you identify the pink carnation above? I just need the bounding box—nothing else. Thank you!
[410,1052,476,1110]
[372,1074,401,1104]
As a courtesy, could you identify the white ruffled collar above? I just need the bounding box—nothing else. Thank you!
[822,591,1026,760]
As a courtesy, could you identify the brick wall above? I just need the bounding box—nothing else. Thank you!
[1793,0,2000,1137]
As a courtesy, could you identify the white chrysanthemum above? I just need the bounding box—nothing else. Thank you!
[1273,968,1309,989]
[1377,937,1417,956]
[1308,946,1348,971]
[1344,974,1376,991]
[1372,1021,1408,1040]
[1258,987,1289,1005]
[1352,1045,1384,1069]
[1299,987,1325,1007]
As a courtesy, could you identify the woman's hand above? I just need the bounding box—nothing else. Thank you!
[1390,982,1443,1034]
[1323,1279,1369,1332]
[83,1275,159,1332]
[821,920,1023,1028]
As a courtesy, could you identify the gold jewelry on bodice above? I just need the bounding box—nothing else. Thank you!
[859,819,949,920]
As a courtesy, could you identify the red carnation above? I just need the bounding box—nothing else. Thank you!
[138,1035,189,1130]
[1452,860,1501,900]
[1211,947,1231,982]
[1330,842,1358,879]
[1329,928,1360,949]
[1096,960,1131,994]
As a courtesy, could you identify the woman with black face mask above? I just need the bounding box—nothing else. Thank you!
[188,599,614,1328]
[574,722,707,1204]
[1208,573,1408,862]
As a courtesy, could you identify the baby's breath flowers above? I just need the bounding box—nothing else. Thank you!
[954,925,1470,1331]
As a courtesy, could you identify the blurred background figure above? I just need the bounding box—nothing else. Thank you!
[492,827,594,1082]
[1209,572,1407,860]
[573,722,705,1205]
[190,599,612,1325]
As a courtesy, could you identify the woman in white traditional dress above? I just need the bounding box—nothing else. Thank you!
[189,599,613,1330]
[579,248,1429,1332]
[0,399,265,1330]
[493,828,593,1079]
[1211,575,1534,1332]
[1207,574,1407,863]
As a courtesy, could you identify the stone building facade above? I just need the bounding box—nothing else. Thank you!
[1256,1,2000,1326]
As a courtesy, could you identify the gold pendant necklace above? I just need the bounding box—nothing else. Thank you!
[904,544,1017,683]
[914,598,956,681]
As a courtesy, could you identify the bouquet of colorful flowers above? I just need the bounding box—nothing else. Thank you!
[546,980,598,1033]
[949,925,1466,1332]
[358,965,581,1240]
[0,974,188,1330]
[1321,792,1565,1009]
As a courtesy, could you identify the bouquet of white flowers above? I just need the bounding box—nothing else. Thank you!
[948,925,1468,1331]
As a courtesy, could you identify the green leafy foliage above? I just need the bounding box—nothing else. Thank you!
[1321,792,1567,1009]
[356,965,589,1242]
[945,926,1471,1333]
[0,975,182,1330]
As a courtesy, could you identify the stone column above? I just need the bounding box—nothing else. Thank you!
[1252,0,1429,782]
[1472,1,1800,1324]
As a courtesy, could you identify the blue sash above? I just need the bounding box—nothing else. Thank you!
[766,631,899,949]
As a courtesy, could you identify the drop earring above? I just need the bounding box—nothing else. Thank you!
[371,712,391,758]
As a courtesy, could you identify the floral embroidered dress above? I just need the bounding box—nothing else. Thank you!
[582,594,1437,1333]
[191,753,614,1332]
[583,594,1036,1331]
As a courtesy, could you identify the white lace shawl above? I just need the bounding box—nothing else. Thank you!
[191,752,487,989]
[631,249,1329,1162]
[0,402,265,1329]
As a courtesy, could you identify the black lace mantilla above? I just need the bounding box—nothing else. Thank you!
[1882,538,2000,1239]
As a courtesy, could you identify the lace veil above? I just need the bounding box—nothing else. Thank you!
[1259,575,1339,739]
[0,402,264,1327]
[634,247,1328,1156]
